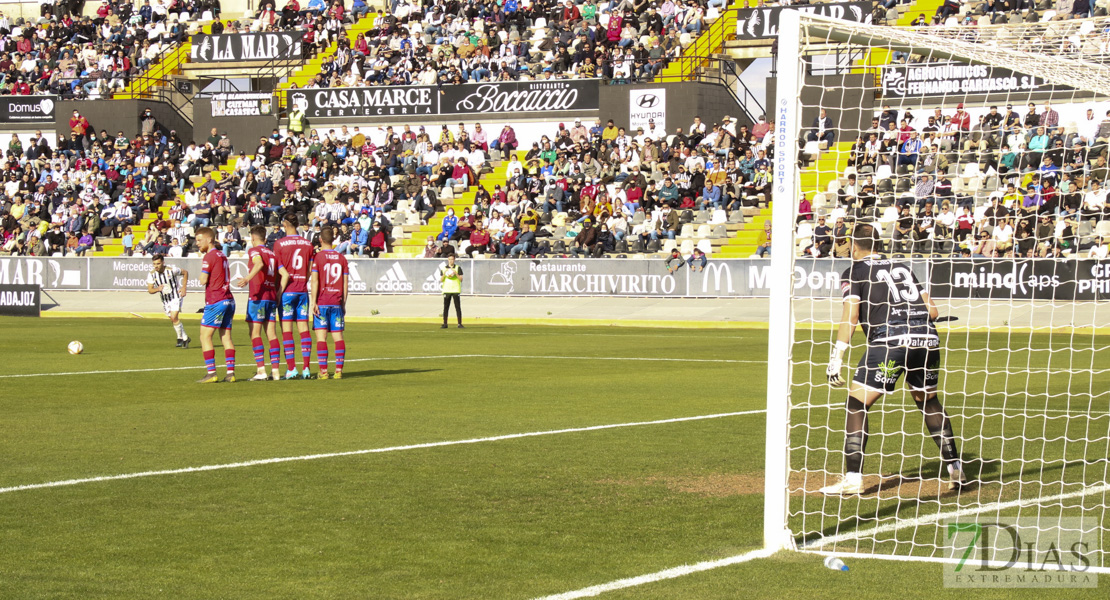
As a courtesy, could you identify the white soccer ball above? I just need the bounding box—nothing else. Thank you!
[67,341,83,355]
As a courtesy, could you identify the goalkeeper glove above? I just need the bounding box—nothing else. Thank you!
[827,341,849,387]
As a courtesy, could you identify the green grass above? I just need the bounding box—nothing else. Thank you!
[0,318,1105,598]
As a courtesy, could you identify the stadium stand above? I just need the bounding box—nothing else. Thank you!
[1,0,1099,261]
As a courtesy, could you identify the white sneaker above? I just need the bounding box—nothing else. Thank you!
[250,371,269,381]
[271,369,281,381]
[820,475,865,496]
[947,464,967,491]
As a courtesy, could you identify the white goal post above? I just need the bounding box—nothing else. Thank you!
[765,10,1110,574]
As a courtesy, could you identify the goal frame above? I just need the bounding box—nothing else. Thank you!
[763,10,1110,561]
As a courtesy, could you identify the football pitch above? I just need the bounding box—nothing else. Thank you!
[0,317,1106,599]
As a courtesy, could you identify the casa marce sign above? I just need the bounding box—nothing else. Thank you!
[7,257,1110,301]
[288,80,599,119]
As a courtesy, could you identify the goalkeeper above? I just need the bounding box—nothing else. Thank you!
[822,224,965,495]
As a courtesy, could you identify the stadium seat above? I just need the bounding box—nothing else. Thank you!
[1096,221,1110,239]
[710,225,728,239]
[875,165,893,181]
[679,240,695,255]
[695,224,711,238]
[679,224,695,238]
[697,239,713,255]
[709,209,727,224]
[661,240,677,254]
[728,211,746,224]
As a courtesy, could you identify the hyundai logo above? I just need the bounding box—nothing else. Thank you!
[637,94,659,108]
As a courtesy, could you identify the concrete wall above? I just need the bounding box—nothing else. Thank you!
[55,100,194,142]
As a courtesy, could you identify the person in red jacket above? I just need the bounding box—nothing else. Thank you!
[70,111,90,136]
[498,226,519,257]
[466,227,491,257]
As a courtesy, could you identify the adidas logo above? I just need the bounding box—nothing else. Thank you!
[375,262,413,292]
[422,261,447,292]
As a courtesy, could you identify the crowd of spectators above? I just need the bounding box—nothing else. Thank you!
[0,0,225,98]
[799,101,1110,259]
[292,0,720,88]
[0,102,781,259]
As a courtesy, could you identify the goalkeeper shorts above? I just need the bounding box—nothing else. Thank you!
[853,344,939,394]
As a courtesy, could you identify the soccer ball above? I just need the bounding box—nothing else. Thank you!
[67,341,83,355]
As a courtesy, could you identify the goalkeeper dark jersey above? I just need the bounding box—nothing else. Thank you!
[840,255,937,346]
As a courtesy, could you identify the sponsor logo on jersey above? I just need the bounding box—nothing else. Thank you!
[875,359,903,385]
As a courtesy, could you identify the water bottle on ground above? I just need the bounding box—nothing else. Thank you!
[824,556,849,572]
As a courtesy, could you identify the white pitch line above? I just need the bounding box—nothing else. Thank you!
[531,548,776,600]
[0,410,764,496]
[0,354,763,379]
[801,481,1110,551]
[532,481,1110,600]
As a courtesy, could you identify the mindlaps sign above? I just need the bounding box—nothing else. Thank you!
[289,86,437,118]
[190,32,303,63]
[0,95,57,123]
[735,2,871,40]
[440,80,599,115]
[881,63,1048,99]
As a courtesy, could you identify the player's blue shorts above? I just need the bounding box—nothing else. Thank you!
[246,300,277,324]
[201,299,236,330]
[313,305,345,332]
[281,292,309,322]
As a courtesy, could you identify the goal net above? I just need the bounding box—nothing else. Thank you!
[765,12,1110,574]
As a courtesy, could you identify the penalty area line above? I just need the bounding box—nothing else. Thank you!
[531,548,776,600]
[0,410,764,496]
[1,354,764,379]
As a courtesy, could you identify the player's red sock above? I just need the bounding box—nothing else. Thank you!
[300,331,312,371]
[224,349,236,375]
[282,331,296,371]
[268,338,281,368]
[334,341,345,373]
[251,337,265,368]
[203,349,216,375]
[316,341,328,372]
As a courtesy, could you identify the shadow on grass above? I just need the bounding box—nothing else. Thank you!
[339,368,440,380]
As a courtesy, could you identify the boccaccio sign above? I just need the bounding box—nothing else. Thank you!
[287,80,599,119]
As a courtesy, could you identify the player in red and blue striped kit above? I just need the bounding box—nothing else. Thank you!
[195,227,236,383]
[275,213,315,380]
[310,228,349,380]
[235,226,282,381]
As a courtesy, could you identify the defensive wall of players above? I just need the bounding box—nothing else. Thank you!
[4,256,1110,300]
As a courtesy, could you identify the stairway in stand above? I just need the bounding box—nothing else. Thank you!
[381,152,522,258]
[276,15,378,105]
[94,161,241,256]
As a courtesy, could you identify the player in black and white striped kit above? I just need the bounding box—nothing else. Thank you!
[146,254,191,348]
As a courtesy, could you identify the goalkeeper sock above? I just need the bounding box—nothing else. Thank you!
[844,396,869,474]
[920,395,960,468]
